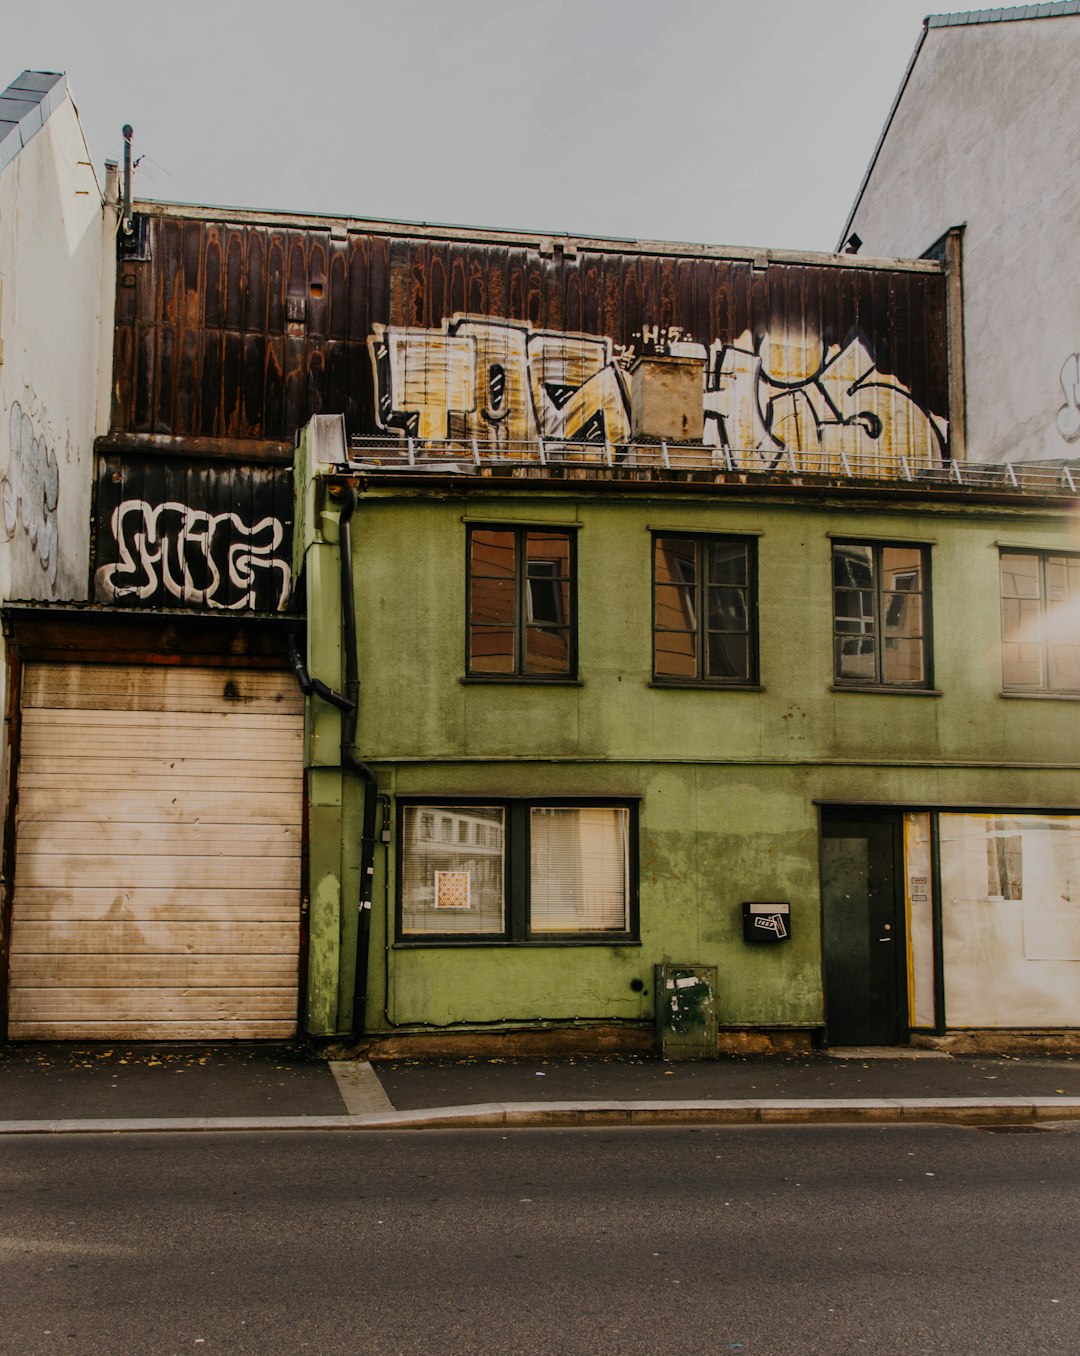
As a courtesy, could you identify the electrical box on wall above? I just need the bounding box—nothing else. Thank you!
[743,902,791,943]
[655,963,718,1060]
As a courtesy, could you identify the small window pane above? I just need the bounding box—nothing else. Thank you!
[883,637,925,685]
[470,576,515,626]
[884,591,923,640]
[1049,644,1080,690]
[837,634,876,681]
[655,537,696,586]
[470,530,516,578]
[402,805,506,935]
[882,547,922,589]
[1002,596,1041,643]
[1046,557,1069,603]
[526,532,571,572]
[526,574,568,628]
[708,586,747,632]
[834,589,875,629]
[1001,553,1041,599]
[469,627,516,673]
[1003,641,1045,688]
[529,806,629,933]
[654,630,697,678]
[655,583,697,631]
[707,541,747,586]
[525,626,570,674]
[707,632,749,680]
[834,545,874,589]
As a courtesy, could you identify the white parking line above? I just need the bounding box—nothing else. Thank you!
[329,1060,394,1114]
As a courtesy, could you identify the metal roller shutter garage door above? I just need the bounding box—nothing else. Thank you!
[7,663,304,1040]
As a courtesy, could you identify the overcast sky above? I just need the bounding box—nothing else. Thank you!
[9,0,943,251]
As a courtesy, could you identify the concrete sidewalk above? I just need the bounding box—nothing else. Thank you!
[2,1043,1080,1133]
[6,1035,1080,1133]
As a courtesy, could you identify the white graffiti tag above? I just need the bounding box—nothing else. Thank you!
[95,500,290,611]
[676,329,947,474]
[1,399,61,585]
[1057,354,1080,443]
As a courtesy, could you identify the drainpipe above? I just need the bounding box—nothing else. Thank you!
[289,481,377,1040]
[336,485,378,1039]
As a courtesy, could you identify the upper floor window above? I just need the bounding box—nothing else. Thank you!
[1000,551,1080,693]
[832,542,930,688]
[467,527,575,679]
[653,534,757,685]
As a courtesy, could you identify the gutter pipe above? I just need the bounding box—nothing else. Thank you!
[289,481,377,1040]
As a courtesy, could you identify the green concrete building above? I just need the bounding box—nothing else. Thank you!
[294,416,1080,1056]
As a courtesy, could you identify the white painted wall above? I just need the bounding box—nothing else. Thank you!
[844,16,1080,465]
[0,87,106,603]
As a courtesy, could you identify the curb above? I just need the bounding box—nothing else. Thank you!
[1,1097,1079,1134]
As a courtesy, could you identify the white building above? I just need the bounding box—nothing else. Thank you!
[839,3,1080,466]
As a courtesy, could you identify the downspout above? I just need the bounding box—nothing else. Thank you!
[337,485,378,1039]
[289,481,377,1040]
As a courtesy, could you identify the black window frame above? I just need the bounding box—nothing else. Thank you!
[651,532,759,687]
[831,539,933,690]
[466,524,578,681]
[396,796,640,946]
[999,548,1080,695]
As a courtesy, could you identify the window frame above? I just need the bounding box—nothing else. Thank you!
[831,539,933,691]
[465,524,578,682]
[651,532,760,688]
[999,548,1080,696]
[395,796,640,946]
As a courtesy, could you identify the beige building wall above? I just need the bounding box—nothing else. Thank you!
[842,13,1080,466]
[0,76,109,604]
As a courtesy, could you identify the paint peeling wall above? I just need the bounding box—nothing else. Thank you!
[111,214,949,476]
[0,90,103,603]
[295,446,1080,1038]
[844,15,1080,464]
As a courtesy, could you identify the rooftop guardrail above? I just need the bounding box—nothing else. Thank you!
[342,436,1079,497]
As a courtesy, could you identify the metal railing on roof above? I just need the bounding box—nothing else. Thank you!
[341,435,1079,497]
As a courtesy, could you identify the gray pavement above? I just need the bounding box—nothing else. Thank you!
[2,1042,1080,1132]
[5,1125,1080,1355]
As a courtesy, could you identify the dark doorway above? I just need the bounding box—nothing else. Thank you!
[820,809,906,1046]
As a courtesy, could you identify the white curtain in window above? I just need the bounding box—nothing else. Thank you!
[529,806,629,932]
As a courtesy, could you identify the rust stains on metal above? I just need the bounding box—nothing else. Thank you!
[111,214,950,456]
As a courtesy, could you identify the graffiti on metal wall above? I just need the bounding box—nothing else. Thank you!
[95,501,290,611]
[369,315,947,473]
[370,318,630,446]
[1057,354,1080,443]
[0,397,60,585]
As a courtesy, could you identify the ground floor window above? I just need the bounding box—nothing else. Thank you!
[398,799,637,943]
[935,812,1080,1028]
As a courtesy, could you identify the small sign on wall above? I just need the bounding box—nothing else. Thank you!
[434,871,472,910]
[743,902,791,943]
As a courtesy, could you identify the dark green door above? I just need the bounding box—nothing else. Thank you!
[821,810,905,1046]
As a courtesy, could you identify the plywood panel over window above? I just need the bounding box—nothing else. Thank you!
[7,664,304,1040]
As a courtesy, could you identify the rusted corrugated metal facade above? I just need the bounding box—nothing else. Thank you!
[93,456,293,612]
[110,212,950,453]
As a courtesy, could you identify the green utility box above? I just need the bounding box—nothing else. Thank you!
[655,963,718,1060]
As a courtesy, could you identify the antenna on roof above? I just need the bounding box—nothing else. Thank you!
[121,124,134,238]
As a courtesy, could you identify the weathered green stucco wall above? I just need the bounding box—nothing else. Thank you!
[297,443,1080,1039]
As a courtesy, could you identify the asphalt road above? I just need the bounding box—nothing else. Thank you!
[2,1124,1078,1355]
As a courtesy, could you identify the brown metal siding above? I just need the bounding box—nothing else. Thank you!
[112,218,950,449]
